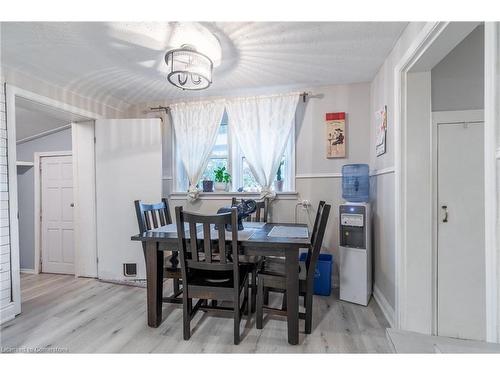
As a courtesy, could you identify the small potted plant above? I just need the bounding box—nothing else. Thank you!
[274,161,284,192]
[214,166,231,192]
[202,173,214,192]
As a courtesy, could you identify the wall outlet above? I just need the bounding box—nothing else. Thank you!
[299,199,311,208]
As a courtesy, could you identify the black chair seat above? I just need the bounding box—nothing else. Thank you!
[259,258,307,282]
[188,267,249,289]
[239,255,263,264]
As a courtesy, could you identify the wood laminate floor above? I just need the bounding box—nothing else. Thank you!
[0,273,391,353]
[387,329,500,353]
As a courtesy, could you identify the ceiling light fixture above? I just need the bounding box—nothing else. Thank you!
[164,44,213,90]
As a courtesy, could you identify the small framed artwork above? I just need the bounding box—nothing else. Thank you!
[326,112,346,158]
[376,105,387,157]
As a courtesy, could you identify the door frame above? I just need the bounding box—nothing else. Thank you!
[483,22,499,344]
[5,84,101,321]
[394,22,498,342]
[34,150,72,274]
[431,109,485,336]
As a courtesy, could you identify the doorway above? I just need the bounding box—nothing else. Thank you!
[435,112,485,340]
[6,85,99,320]
[395,22,492,341]
[38,153,74,275]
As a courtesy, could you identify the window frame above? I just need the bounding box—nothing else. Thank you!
[172,115,296,194]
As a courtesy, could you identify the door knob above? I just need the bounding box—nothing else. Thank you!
[441,205,448,223]
[70,203,75,207]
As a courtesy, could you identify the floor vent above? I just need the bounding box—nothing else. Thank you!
[123,263,137,277]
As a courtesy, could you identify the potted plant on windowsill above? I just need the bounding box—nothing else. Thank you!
[274,161,284,192]
[202,173,214,192]
[214,166,231,192]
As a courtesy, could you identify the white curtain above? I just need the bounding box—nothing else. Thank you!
[170,100,225,202]
[226,92,300,199]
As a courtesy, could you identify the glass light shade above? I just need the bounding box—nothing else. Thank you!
[165,47,213,90]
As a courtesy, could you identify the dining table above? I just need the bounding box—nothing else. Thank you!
[131,221,310,345]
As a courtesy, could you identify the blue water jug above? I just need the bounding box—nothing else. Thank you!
[342,164,369,202]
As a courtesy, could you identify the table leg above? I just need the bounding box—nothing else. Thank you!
[285,248,299,345]
[145,241,163,327]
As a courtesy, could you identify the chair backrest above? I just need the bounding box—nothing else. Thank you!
[305,203,331,286]
[231,197,269,222]
[134,198,172,233]
[175,206,240,286]
[310,201,326,245]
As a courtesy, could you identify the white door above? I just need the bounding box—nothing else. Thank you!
[41,155,74,274]
[437,121,485,340]
[95,119,162,281]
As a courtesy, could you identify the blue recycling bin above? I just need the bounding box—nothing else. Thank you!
[299,253,333,296]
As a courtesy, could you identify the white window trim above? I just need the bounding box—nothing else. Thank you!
[169,191,299,200]
[172,113,296,194]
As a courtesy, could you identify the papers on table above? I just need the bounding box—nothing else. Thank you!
[267,226,309,238]
[242,222,266,229]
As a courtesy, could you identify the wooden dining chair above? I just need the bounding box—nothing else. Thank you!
[231,197,269,312]
[256,202,331,335]
[262,200,326,308]
[134,198,182,304]
[231,197,269,223]
[175,206,250,345]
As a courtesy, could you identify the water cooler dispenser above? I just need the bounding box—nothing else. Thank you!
[339,164,372,306]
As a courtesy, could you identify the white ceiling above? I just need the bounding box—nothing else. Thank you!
[16,97,90,141]
[2,22,407,105]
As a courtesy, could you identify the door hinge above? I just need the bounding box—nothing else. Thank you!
[94,137,96,143]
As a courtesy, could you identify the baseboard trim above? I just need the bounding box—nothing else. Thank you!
[373,285,395,328]
[20,268,35,274]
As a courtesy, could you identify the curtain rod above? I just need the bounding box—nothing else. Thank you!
[148,92,313,113]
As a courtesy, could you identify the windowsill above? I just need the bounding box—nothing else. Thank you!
[169,191,299,200]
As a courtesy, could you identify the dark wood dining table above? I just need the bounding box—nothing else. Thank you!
[131,222,310,345]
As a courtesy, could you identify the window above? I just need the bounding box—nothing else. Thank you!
[197,122,229,188]
[174,111,295,193]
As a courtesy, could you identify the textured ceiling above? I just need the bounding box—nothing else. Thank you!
[2,22,407,106]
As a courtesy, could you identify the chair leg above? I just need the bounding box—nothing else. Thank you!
[256,276,264,329]
[234,295,241,345]
[211,299,218,307]
[244,277,250,316]
[263,287,269,305]
[304,292,313,334]
[183,297,192,340]
[173,278,180,294]
[251,268,257,313]
[282,291,287,311]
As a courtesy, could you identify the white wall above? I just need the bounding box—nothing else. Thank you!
[127,82,371,286]
[369,22,428,325]
[432,25,485,111]
[16,128,72,270]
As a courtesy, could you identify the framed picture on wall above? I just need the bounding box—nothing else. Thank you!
[326,112,346,158]
[376,105,387,156]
